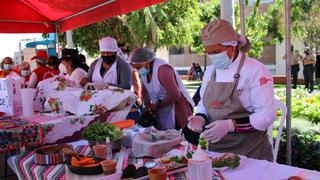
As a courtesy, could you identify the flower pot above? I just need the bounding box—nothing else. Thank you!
[101,160,117,175]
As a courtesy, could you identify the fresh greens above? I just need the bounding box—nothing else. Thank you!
[82,121,123,143]
[199,137,207,150]
[171,156,188,164]
[211,153,240,169]
[186,151,194,159]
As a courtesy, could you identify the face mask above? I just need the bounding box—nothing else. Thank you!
[3,64,13,70]
[59,63,67,75]
[102,55,117,65]
[138,67,149,76]
[21,70,30,77]
[208,51,232,69]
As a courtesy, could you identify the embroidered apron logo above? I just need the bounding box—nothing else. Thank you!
[259,77,271,86]
[211,101,224,108]
[237,88,244,96]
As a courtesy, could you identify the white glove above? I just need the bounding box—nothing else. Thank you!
[187,116,206,133]
[201,119,235,143]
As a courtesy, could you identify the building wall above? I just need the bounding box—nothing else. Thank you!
[23,48,36,70]
[275,39,305,79]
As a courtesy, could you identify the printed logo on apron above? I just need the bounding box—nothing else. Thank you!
[210,101,224,108]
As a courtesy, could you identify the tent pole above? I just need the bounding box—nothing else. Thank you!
[239,0,245,35]
[57,0,116,22]
[285,0,292,165]
[55,24,60,58]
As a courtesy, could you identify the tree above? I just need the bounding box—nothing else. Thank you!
[68,0,202,56]
[263,0,320,52]
[190,0,221,54]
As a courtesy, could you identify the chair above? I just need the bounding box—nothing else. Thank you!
[267,98,287,162]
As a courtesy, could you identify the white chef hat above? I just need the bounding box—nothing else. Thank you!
[98,36,126,60]
[99,37,118,52]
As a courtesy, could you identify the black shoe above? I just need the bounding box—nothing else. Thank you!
[309,90,313,94]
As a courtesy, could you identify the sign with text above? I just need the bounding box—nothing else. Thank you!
[0,78,22,116]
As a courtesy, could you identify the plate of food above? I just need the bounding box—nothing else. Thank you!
[211,153,240,171]
[67,155,104,175]
[158,156,188,171]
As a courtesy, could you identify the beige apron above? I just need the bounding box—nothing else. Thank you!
[203,54,273,161]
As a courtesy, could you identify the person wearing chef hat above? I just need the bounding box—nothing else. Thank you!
[28,50,56,88]
[129,48,198,145]
[187,19,276,161]
[81,37,132,89]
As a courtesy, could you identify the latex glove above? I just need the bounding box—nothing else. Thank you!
[201,119,235,143]
[187,116,205,133]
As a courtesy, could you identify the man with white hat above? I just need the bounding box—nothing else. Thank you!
[187,19,276,161]
[81,37,131,89]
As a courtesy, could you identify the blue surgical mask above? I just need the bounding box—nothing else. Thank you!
[3,64,13,70]
[208,51,232,69]
[138,67,149,76]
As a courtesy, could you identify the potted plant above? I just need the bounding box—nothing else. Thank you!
[82,121,123,152]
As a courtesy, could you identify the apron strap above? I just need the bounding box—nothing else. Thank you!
[231,53,246,93]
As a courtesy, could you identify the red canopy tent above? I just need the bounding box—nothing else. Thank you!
[0,0,167,33]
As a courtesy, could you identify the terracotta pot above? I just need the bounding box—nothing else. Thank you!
[148,167,167,180]
[101,159,117,175]
[92,144,106,159]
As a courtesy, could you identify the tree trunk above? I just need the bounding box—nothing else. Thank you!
[117,15,142,48]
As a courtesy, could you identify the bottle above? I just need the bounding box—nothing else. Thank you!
[105,137,113,160]
[188,145,212,180]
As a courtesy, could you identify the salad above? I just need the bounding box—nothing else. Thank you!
[211,153,240,169]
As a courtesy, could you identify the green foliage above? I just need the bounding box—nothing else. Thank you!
[82,121,123,142]
[275,88,320,124]
[190,0,220,54]
[265,0,320,51]
[277,128,320,171]
[234,0,279,58]
[69,0,202,56]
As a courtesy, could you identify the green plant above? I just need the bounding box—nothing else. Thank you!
[82,121,123,143]
[277,128,320,171]
[275,88,320,124]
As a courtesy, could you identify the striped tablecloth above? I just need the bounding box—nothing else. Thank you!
[14,145,188,180]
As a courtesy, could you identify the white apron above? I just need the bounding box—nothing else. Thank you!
[141,58,194,130]
[92,58,118,84]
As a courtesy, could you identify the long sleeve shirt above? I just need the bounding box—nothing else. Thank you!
[142,65,192,128]
[197,52,276,131]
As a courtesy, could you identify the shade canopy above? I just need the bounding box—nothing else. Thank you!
[0,0,166,33]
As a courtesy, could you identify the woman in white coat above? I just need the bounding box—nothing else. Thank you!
[187,19,276,161]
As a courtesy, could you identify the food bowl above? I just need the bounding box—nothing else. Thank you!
[67,156,104,175]
[101,159,117,175]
